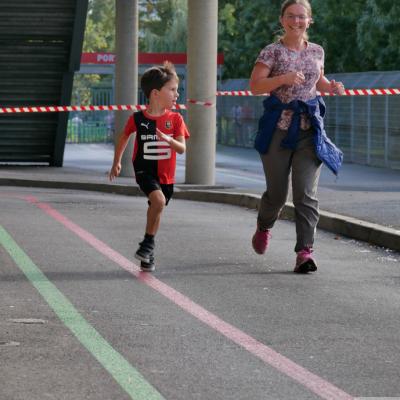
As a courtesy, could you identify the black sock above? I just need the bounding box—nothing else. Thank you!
[144,233,155,243]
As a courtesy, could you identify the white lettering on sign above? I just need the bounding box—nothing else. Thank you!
[97,53,116,63]
[143,141,171,160]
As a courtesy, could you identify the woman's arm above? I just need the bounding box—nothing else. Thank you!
[316,69,345,95]
[249,62,306,95]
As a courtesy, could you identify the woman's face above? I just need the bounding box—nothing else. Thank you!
[280,4,311,39]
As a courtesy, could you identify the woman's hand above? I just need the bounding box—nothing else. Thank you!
[330,80,345,95]
[283,71,305,86]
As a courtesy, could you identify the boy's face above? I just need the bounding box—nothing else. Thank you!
[155,78,179,109]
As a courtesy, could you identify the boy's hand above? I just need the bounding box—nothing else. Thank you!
[109,163,121,181]
[156,128,172,144]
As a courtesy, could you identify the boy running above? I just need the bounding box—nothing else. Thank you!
[109,62,190,272]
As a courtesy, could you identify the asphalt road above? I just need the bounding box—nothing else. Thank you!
[1,186,400,400]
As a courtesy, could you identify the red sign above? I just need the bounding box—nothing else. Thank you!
[81,53,116,64]
[81,52,224,65]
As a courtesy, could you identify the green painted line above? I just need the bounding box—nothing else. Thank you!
[0,225,165,400]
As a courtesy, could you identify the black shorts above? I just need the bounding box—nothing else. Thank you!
[135,172,174,205]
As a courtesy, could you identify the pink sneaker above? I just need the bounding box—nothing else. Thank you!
[252,228,271,254]
[294,247,317,273]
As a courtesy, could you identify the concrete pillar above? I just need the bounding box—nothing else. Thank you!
[186,0,218,184]
[115,0,138,177]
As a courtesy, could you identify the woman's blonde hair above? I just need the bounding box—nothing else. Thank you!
[279,0,313,41]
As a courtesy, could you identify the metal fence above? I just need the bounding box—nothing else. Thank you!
[67,71,400,170]
[324,95,400,169]
[67,111,114,144]
[217,71,400,170]
[67,84,114,144]
[66,80,186,144]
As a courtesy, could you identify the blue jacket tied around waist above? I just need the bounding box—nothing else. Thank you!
[254,95,343,175]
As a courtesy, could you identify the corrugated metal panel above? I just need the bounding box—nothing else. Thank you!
[0,0,87,164]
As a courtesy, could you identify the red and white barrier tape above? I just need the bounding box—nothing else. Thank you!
[1,88,399,114]
[217,91,254,96]
[0,104,186,114]
[217,88,400,97]
[187,99,214,107]
[321,88,400,96]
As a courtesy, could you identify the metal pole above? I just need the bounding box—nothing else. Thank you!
[384,96,389,167]
[367,97,371,165]
[335,97,339,145]
[115,0,138,177]
[186,0,218,184]
[350,97,354,163]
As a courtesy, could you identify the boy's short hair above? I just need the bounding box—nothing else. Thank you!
[140,61,179,99]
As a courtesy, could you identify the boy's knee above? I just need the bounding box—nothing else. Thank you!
[149,191,166,211]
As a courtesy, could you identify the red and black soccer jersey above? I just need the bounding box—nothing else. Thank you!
[123,110,190,184]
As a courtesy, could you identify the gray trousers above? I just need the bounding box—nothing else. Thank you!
[258,129,322,252]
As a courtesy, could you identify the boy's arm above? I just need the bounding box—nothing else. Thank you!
[171,135,186,154]
[109,132,130,181]
[156,128,186,154]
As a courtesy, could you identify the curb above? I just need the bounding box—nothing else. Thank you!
[0,177,143,196]
[1,178,399,252]
[0,178,228,196]
[174,190,400,253]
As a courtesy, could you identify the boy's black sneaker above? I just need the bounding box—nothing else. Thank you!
[140,254,155,272]
[135,239,155,263]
